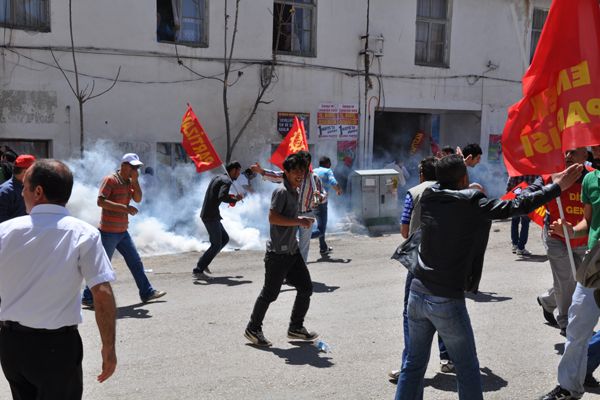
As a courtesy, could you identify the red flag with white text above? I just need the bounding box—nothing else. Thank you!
[502,0,600,176]
[180,105,223,173]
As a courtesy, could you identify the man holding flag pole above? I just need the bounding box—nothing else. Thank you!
[498,0,600,398]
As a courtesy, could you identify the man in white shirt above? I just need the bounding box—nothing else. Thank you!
[0,159,117,400]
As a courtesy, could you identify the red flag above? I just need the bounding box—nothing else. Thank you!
[180,105,223,173]
[502,0,600,176]
[501,182,546,227]
[269,116,308,169]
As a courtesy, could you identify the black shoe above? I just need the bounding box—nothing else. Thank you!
[287,326,319,341]
[537,297,559,327]
[193,269,211,280]
[560,328,566,337]
[244,328,272,347]
[539,385,579,400]
[204,266,212,274]
[81,298,94,308]
[320,247,333,255]
[584,374,600,388]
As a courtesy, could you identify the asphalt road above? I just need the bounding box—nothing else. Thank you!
[1,220,599,399]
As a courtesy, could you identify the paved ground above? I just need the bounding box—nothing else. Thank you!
[1,220,600,399]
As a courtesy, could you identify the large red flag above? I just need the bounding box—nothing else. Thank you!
[269,116,308,169]
[180,105,223,173]
[500,181,546,227]
[502,0,600,176]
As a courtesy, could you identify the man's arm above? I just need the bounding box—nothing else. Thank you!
[269,209,312,228]
[400,192,414,239]
[97,197,138,216]
[130,168,142,203]
[250,163,283,183]
[90,282,117,383]
[550,203,592,238]
[217,179,242,203]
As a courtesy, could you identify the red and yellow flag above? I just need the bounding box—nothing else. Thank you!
[180,105,223,173]
[269,116,308,170]
[501,182,546,227]
[502,0,600,176]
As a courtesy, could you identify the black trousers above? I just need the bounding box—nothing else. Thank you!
[248,252,313,331]
[0,326,83,400]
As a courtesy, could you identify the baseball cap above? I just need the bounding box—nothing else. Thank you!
[14,154,36,169]
[121,153,143,166]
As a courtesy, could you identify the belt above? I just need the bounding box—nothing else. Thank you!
[0,321,78,334]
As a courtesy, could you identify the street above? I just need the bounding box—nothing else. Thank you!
[2,220,599,399]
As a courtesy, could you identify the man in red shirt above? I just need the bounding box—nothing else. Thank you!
[534,148,589,336]
[82,153,166,306]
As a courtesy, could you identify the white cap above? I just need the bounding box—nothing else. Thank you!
[121,153,143,166]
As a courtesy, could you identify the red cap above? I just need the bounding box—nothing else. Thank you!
[14,154,36,169]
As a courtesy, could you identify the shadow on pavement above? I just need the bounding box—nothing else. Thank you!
[280,281,340,294]
[116,301,166,319]
[423,367,507,393]
[308,255,352,264]
[247,340,334,368]
[514,255,548,263]
[193,275,252,286]
[465,291,512,303]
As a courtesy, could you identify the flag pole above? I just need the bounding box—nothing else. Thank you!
[556,197,577,280]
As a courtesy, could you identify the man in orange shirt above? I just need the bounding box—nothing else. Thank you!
[82,153,166,307]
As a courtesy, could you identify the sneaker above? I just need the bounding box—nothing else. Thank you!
[81,298,94,308]
[320,246,333,255]
[287,326,319,341]
[516,248,532,256]
[539,385,580,400]
[512,244,518,253]
[440,359,455,373]
[193,269,212,280]
[244,328,272,347]
[537,297,559,327]
[584,374,600,388]
[388,369,400,381]
[143,290,166,303]
[204,266,212,274]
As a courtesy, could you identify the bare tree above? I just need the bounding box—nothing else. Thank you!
[50,0,120,157]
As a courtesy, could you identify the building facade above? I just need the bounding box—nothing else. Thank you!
[0,0,550,171]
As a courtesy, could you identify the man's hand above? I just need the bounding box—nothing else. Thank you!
[97,345,117,383]
[126,205,138,216]
[130,168,139,181]
[298,216,314,229]
[551,163,584,191]
[250,163,265,176]
[456,146,475,166]
[549,218,574,238]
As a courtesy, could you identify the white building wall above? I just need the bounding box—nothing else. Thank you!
[0,0,551,168]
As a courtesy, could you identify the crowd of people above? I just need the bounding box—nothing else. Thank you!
[3,142,600,400]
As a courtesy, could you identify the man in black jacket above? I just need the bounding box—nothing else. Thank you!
[395,154,582,400]
[193,162,243,279]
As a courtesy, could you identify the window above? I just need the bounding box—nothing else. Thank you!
[157,142,191,168]
[530,8,548,62]
[157,0,208,47]
[415,0,451,67]
[273,0,316,57]
[0,0,50,32]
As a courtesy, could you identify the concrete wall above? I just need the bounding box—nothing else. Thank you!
[0,0,552,168]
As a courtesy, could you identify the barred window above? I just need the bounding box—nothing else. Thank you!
[415,0,451,67]
[530,8,548,62]
[157,0,208,47]
[273,0,316,57]
[0,0,50,32]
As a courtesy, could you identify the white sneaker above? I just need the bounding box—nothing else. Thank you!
[516,248,532,256]
[511,244,518,253]
[388,370,400,380]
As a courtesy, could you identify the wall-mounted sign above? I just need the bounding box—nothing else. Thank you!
[277,112,310,139]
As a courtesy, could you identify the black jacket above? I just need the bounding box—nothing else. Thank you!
[200,174,238,221]
[414,182,561,298]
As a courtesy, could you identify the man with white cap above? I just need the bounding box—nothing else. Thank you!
[82,153,166,307]
[0,154,36,223]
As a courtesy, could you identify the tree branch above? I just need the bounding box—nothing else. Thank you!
[85,66,121,102]
[49,48,77,98]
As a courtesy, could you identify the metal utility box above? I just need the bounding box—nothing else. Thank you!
[350,169,399,228]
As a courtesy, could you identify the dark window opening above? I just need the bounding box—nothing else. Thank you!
[0,0,50,32]
[273,0,316,57]
[157,0,207,47]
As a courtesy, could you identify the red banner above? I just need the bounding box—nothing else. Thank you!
[501,182,546,227]
[502,0,600,176]
[269,116,308,170]
[180,105,223,173]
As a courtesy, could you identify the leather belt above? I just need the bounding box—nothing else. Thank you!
[0,320,78,334]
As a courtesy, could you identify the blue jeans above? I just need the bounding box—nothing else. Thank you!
[396,290,483,400]
[196,219,229,272]
[587,330,600,377]
[401,272,449,366]
[511,216,530,250]
[83,230,154,302]
[311,203,328,252]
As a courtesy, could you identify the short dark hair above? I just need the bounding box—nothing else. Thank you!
[441,146,455,155]
[283,153,307,172]
[226,161,241,173]
[3,150,17,163]
[319,156,331,167]
[419,157,437,181]
[296,150,311,164]
[27,159,73,205]
[462,143,482,158]
[435,154,466,189]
